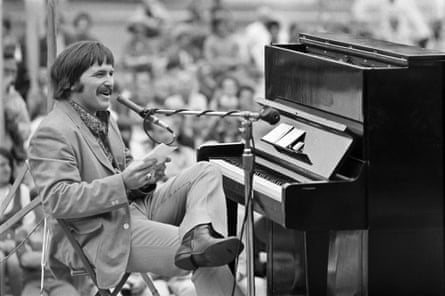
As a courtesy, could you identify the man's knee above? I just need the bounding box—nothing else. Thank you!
[194,161,222,179]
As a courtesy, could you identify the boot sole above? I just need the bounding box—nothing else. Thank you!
[175,237,244,270]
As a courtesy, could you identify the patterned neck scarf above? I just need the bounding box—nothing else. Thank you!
[69,100,116,166]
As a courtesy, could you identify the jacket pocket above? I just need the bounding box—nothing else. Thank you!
[70,221,104,236]
[69,222,104,267]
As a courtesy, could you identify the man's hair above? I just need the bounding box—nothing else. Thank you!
[50,41,114,101]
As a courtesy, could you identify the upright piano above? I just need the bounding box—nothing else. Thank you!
[198,33,444,295]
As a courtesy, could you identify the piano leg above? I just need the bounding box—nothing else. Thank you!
[227,198,238,274]
[266,221,307,295]
[327,230,368,296]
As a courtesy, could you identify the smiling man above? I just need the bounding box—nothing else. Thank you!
[28,41,244,296]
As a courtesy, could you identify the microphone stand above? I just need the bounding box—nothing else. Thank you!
[241,119,256,296]
[143,107,264,296]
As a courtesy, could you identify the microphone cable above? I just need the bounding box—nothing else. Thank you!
[231,137,256,296]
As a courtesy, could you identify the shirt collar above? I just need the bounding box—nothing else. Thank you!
[69,100,110,137]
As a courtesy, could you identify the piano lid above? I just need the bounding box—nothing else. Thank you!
[298,32,445,65]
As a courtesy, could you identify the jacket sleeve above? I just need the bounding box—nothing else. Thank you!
[28,124,128,219]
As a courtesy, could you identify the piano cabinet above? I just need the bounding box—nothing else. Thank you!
[197,32,445,296]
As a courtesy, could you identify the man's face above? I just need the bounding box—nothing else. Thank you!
[73,62,114,113]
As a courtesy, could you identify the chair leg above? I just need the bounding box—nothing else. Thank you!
[110,273,130,296]
[141,273,160,296]
[0,253,5,296]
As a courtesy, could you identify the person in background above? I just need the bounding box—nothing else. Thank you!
[164,71,208,147]
[288,22,301,43]
[243,6,274,75]
[15,193,80,296]
[121,14,160,77]
[266,20,282,44]
[238,84,260,112]
[352,0,431,46]
[203,15,243,82]
[64,11,97,45]
[203,76,242,144]
[1,51,31,164]
[0,147,35,296]
[2,17,30,101]
[2,17,22,65]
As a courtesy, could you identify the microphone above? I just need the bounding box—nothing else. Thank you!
[258,107,280,125]
[116,93,175,135]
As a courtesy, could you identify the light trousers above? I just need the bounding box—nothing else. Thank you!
[126,162,244,296]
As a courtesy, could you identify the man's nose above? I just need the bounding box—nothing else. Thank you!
[104,75,114,86]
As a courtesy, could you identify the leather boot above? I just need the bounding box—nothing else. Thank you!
[174,223,244,270]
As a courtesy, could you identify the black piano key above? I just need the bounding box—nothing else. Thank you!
[218,156,297,185]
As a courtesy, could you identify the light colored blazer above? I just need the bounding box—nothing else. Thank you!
[28,100,132,288]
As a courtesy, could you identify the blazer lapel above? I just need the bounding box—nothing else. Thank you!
[108,119,126,171]
[56,101,116,173]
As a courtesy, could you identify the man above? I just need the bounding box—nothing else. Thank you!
[28,41,244,296]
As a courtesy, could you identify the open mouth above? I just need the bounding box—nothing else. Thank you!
[97,85,112,97]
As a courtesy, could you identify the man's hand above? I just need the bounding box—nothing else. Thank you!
[150,157,170,183]
[121,158,169,190]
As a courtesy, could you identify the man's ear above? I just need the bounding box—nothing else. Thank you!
[71,82,84,92]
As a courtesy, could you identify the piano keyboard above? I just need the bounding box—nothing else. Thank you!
[209,157,295,202]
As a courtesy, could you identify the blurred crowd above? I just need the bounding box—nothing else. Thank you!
[1,0,445,295]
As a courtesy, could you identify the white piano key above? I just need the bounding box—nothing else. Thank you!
[209,159,282,202]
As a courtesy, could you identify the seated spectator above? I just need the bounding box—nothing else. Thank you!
[2,16,22,64]
[196,62,217,101]
[238,84,261,112]
[2,51,31,163]
[243,6,274,75]
[64,11,98,45]
[15,195,79,296]
[288,22,301,43]
[0,147,35,296]
[203,76,242,144]
[352,0,431,46]
[266,19,282,44]
[165,71,208,148]
[167,24,198,72]
[203,16,243,82]
[121,14,161,75]
[210,75,240,111]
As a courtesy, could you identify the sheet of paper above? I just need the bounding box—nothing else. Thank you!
[143,143,177,164]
